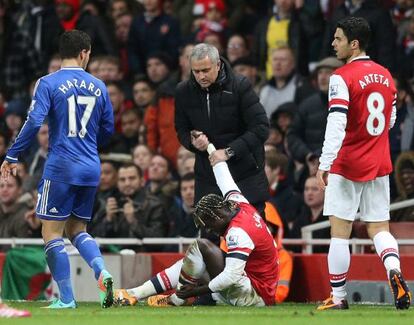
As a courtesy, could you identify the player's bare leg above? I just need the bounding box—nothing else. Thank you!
[66,217,114,308]
[41,219,76,308]
[317,216,352,310]
[367,222,411,309]
[148,239,224,307]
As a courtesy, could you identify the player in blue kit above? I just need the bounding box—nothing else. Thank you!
[0,30,115,309]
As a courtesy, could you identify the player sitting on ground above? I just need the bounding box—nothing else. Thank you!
[115,138,279,306]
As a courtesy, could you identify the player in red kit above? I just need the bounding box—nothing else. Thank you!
[316,17,411,310]
[115,138,279,307]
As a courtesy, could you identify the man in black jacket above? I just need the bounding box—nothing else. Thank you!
[174,43,269,216]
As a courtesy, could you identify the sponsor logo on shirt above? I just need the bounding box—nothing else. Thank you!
[330,84,338,97]
[227,235,239,248]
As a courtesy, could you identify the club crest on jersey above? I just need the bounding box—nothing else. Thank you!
[330,84,338,97]
[227,235,239,248]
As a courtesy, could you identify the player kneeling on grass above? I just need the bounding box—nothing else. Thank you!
[115,141,279,306]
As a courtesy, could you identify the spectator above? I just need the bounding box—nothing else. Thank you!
[146,52,173,86]
[287,56,343,165]
[92,164,168,241]
[289,175,328,252]
[232,56,263,95]
[97,56,123,82]
[27,123,49,188]
[320,0,396,73]
[270,101,296,134]
[265,150,304,237]
[106,81,132,133]
[176,145,195,177]
[391,151,414,221]
[98,161,119,201]
[226,34,250,64]
[175,43,269,217]
[86,55,102,77]
[2,4,42,99]
[194,0,228,46]
[253,0,321,78]
[259,46,314,118]
[127,0,181,76]
[114,13,133,79]
[182,155,196,175]
[168,172,198,239]
[109,0,140,21]
[48,54,62,74]
[145,45,195,168]
[132,76,156,113]
[0,132,8,162]
[0,174,40,246]
[4,99,27,143]
[109,109,143,154]
[132,144,154,182]
[30,0,63,72]
[55,0,116,56]
[147,154,178,210]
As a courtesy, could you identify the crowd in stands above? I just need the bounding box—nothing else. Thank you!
[1,0,414,253]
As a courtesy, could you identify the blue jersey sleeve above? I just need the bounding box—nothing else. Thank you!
[6,79,51,162]
[97,88,114,146]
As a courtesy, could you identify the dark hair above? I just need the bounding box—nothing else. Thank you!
[152,153,173,173]
[121,108,142,120]
[101,160,120,171]
[119,162,143,179]
[133,75,156,90]
[59,30,91,59]
[337,16,370,51]
[106,80,124,92]
[181,172,195,182]
[265,151,288,176]
[193,193,234,228]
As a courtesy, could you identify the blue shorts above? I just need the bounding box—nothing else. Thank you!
[36,179,97,221]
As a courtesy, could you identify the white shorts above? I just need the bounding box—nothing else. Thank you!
[323,173,390,222]
[212,275,265,306]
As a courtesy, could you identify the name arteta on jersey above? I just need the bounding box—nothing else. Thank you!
[358,74,390,89]
[58,79,102,96]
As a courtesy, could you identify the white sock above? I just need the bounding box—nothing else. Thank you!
[128,281,157,300]
[155,259,183,291]
[127,259,184,299]
[373,231,400,276]
[328,238,350,303]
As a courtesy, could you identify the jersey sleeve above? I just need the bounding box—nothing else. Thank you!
[319,74,348,171]
[328,74,349,113]
[97,87,114,146]
[212,161,248,203]
[208,226,254,292]
[6,79,51,162]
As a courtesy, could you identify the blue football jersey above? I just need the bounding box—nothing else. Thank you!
[6,67,114,186]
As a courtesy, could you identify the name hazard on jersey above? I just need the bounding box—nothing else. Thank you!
[58,79,102,97]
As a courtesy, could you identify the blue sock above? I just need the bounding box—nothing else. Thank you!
[72,232,106,280]
[44,238,74,303]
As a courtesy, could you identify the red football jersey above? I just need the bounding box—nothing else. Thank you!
[328,57,396,181]
[224,199,279,306]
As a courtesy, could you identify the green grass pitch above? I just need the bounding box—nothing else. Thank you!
[2,302,413,325]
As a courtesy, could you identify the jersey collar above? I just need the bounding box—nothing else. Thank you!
[350,55,370,63]
[60,67,84,70]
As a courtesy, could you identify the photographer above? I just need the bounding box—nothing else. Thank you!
[91,164,168,241]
